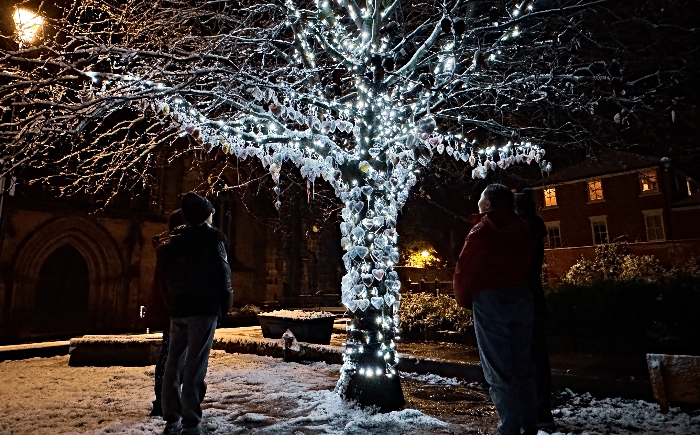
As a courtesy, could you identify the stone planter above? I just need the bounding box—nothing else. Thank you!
[69,334,162,366]
[258,310,335,345]
[647,353,700,412]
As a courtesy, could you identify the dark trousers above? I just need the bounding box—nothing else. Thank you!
[154,331,170,402]
[162,315,217,433]
[473,288,538,435]
[533,317,554,423]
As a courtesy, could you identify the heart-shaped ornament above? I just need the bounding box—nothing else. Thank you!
[372,269,385,281]
[346,300,359,312]
[356,246,369,259]
[388,271,399,281]
[358,299,370,311]
[352,284,364,295]
[361,274,373,287]
[342,290,355,305]
[371,297,384,310]
[352,226,365,240]
[371,249,383,263]
[384,294,396,306]
[374,236,387,250]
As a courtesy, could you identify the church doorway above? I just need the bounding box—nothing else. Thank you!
[32,244,90,336]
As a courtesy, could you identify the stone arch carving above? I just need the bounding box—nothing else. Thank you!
[11,216,125,334]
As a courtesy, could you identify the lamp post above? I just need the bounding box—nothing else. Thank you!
[13,8,44,46]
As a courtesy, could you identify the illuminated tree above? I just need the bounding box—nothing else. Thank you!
[1,0,697,411]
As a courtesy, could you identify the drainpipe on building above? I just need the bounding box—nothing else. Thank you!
[660,159,674,241]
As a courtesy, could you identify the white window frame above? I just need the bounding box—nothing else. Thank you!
[544,221,562,248]
[589,215,609,245]
[642,209,666,242]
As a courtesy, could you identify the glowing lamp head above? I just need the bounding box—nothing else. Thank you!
[421,250,429,258]
[13,8,44,44]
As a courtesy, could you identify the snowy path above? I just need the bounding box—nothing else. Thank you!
[0,350,698,434]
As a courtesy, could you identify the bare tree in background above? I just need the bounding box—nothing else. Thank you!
[1,0,697,410]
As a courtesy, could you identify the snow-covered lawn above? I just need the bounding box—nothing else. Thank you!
[0,350,698,434]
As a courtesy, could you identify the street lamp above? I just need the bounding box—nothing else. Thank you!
[13,8,44,45]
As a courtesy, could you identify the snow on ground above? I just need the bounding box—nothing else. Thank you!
[0,350,698,434]
[258,309,335,319]
[0,351,457,434]
[544,389,700,435]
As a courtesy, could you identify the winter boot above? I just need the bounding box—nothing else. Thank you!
[150,399,163,417]
[162,421,182,435]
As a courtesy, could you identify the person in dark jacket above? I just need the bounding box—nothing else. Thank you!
[160,193,233,435]
[453,184,537,435]
[145,209,188,417]
[515,188,555,428]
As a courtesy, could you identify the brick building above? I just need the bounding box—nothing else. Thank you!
[533,150,700,280]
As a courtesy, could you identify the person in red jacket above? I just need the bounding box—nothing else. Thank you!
[453,184,537,435]
[145,209,188,416]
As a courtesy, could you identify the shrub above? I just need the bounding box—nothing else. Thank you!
[399,293,472,335]
[559,242,693,285]
[226,304,261,317]
[546,276,700,344]
[548,244,700,346]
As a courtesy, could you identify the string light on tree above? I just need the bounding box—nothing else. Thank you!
[63,0,557,411]
[21,0,632,410]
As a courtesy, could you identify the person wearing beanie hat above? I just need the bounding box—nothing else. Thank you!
[180,192,214,226]
[160,194,233,435]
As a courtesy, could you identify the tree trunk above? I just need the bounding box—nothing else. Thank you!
[335,183,405,411]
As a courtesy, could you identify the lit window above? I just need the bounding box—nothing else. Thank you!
[589,216,608,245]
[640,169,659,193]
[543,188,557,207]
[545,222,562,248]
[587,180,604,201]
[643,210,665,242]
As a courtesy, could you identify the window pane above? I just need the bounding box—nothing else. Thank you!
[588,180,603,201]
[645,214,664,241]
[544,188,557,207]
[592,221,608,245]
[546,226,562,248]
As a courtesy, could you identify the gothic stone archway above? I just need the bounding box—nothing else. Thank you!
[10,217,125,340]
